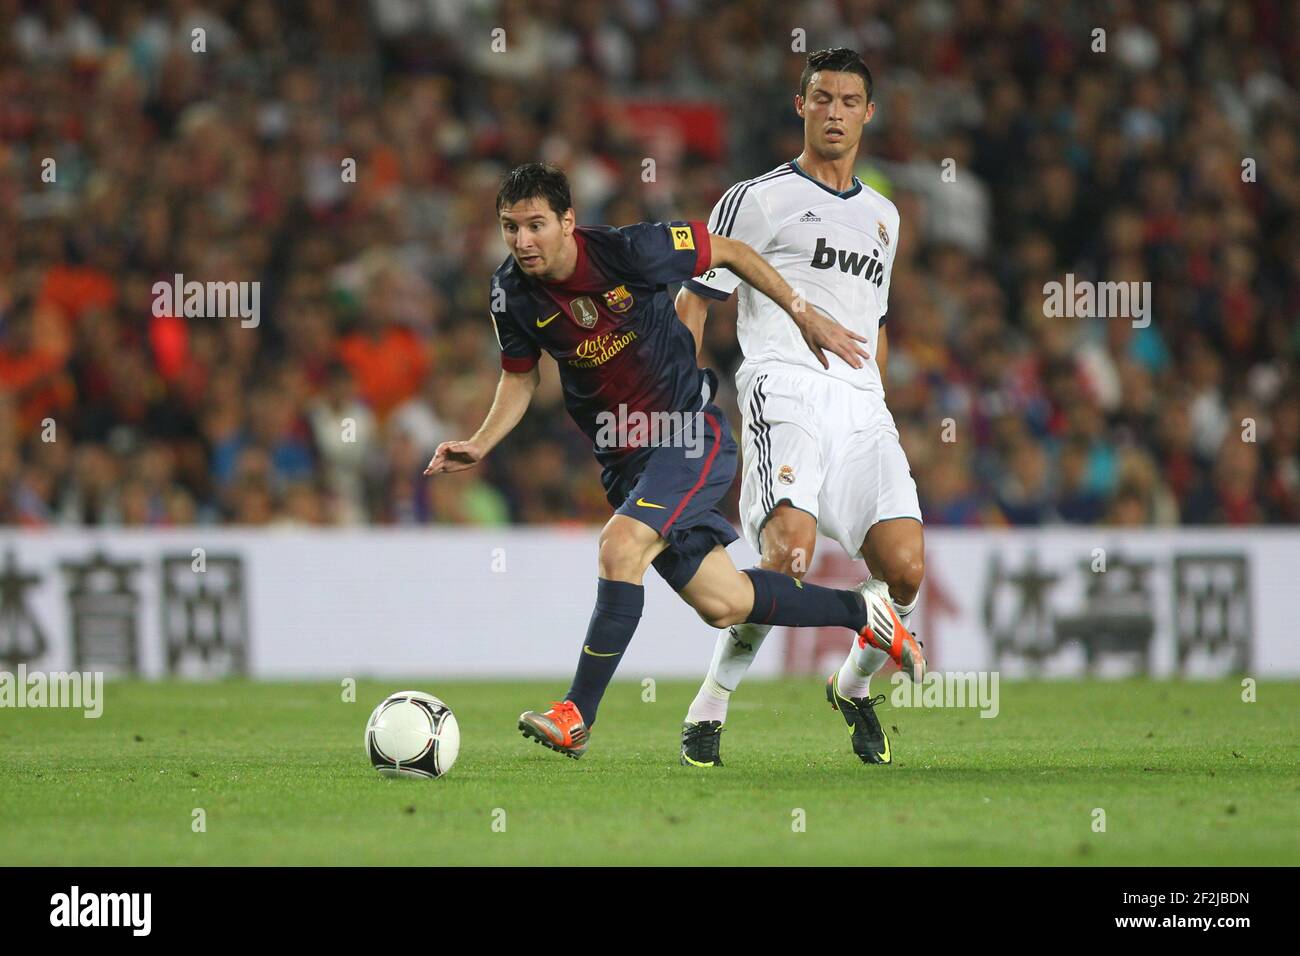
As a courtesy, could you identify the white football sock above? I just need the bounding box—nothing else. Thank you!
[837,641,889,699]
[892,591,918,633]
[685,622,773,724]
[836,586,918,699]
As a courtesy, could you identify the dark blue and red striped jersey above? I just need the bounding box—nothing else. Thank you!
[489,221,713,469]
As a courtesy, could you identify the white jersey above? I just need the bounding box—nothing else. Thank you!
[685,160,900,399]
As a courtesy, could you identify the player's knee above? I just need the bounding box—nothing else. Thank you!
[762,523,816,579]
[695,604,730,630]
[696,600,744,630]
[597,524,654,580]
[766,539,815,578]
[691,583,750,630]
[883,552,924,604]
[596,541,642,581]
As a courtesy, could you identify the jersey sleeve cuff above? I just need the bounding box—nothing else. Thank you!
[682,278,730,301]
[690,220,711,277]
[501,354,538,373]
[878,315,887,327]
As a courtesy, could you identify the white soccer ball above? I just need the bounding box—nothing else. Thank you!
[365,691,460,779]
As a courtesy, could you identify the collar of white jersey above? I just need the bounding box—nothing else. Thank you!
[787,159,863,199]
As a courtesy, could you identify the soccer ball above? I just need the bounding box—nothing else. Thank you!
[365,691,460,779]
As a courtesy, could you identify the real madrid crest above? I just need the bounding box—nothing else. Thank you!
[877,221,890,247]
[570,296,599,329]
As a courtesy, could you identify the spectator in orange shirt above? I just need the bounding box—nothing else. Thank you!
[336,270,433,422]
[0,302,75,433]
[35,261,118,358]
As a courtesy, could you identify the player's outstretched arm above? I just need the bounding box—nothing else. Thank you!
[424,366,540,474]
[674,285,710,358]
[707,234,870,370]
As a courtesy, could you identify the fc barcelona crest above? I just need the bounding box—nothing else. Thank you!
[570,296,599,328]
[603,285,634,314]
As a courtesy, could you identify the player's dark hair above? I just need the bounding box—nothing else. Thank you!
[496,162,573,220]
[799,48,873,102]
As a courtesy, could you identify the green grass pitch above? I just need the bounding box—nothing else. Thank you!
[2,679,1297,866]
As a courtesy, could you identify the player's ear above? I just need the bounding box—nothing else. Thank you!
[863,101,876,125]
[561,207,576,236]
[794,94,805,118]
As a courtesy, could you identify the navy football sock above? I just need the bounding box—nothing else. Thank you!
[742,568,867,631]
[564,578,644,728]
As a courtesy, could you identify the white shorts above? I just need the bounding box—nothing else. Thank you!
[737,365,923,558]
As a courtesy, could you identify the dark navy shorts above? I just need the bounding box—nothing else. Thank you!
[601,402,739,592]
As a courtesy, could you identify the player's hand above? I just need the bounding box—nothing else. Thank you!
[424,440,485,475]
[791,306,871,370]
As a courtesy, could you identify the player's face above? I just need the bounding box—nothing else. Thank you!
[499,199,575,278]
[796,71,874,160]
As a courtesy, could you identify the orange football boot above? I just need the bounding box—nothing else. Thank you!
[856,580,926,682]
[518,700,589,759]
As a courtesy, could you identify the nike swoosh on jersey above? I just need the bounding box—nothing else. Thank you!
[537,312,560,327]
[635,498,666,509]
[583,646,622,658]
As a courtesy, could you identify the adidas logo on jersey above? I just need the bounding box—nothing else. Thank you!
[799,210,821,222]
[810,237,886,287]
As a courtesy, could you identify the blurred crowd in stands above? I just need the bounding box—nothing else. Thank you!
[2,0,1298,528]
